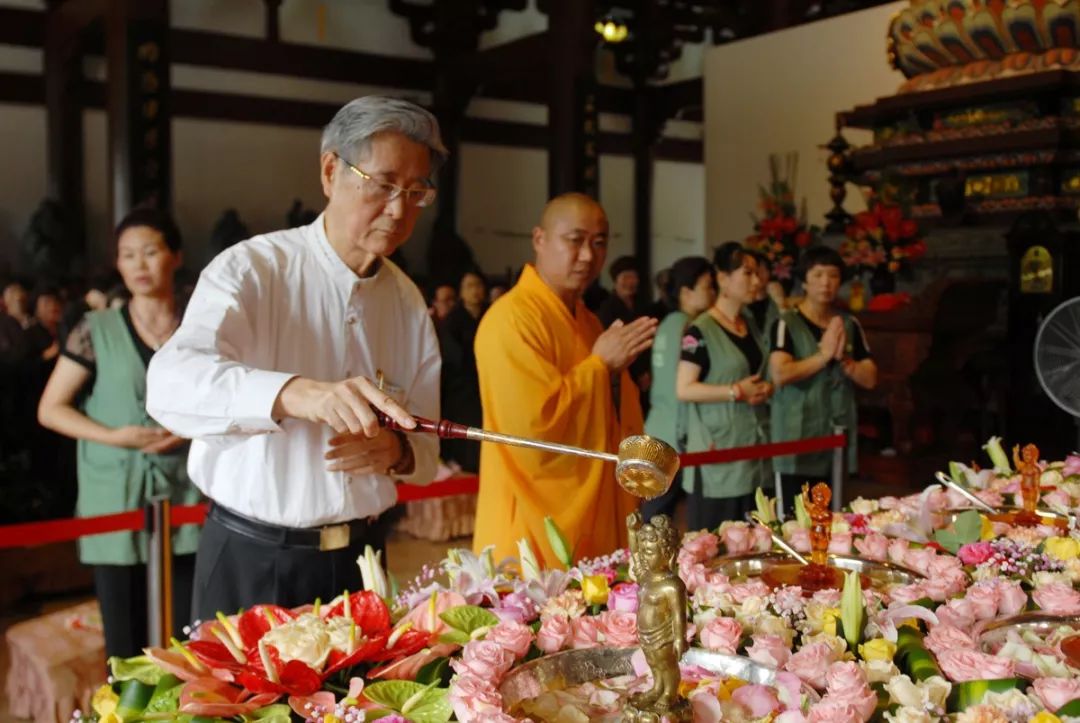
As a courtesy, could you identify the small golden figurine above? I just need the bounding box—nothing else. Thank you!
[805,482,833,567]
[1013,443,1042,525]
[625,511,691,723]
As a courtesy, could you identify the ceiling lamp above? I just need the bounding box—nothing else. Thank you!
[594,18,629,43]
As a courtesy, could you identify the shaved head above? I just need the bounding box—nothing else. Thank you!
[532,193,609,307]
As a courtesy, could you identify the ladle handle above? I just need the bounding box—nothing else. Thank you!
[376,411,618,463]
[934,471,997,514]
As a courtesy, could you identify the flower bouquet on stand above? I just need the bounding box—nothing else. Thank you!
[840,185,927,312]
[744,153,819,294]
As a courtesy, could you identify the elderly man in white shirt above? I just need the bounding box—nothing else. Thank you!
[147,96,443,619]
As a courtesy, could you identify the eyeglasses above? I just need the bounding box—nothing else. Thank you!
[335,153,437,208]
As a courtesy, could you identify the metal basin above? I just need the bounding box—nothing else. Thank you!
[941,506,1072,529]
[499,646,819,712]
[708,551,924,590]
[978,612,1080,654]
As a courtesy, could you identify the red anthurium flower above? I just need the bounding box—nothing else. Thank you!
[179,678,281,718]
[853,210,877,232]
[899,219,919,238]
[879,204,903,241]
[326,591,392,634]
[237,605,296,649]
[323,632,392,676]
[795,230,811,248]
[187,639,248,673]
[368,628,433,663]
[238,644,323,697]
[780,216,798,234]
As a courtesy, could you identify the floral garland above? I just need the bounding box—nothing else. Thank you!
[80,439,1080,723]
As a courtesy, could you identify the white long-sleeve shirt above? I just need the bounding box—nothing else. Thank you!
[146,215,440,528]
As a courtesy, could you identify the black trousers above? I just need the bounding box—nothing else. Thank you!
[192,509,392,622]
[640,469,684,521]
[686,468,756,531]
[94,554,195,660]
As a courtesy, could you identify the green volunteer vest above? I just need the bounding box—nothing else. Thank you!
[76,308,202,565]
[644,310,689,447]
[683,310,770,499]
[769,310,859,476]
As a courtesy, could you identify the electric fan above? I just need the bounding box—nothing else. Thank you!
[1034,296,1080,450]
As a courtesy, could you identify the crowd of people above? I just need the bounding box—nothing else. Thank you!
[0,95,877,664]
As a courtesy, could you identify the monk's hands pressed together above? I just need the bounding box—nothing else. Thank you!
[274,375,417,436]
[324,428,406,475]
[593,317,658,372]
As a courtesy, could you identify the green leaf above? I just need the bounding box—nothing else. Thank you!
[364,681,453,723]
[794,491,810,529]
[109,655,166,686]
[544,516,574,567]
[1057,698,1080,716]
[415,657,451,686]
[144,675,183,715]
[437,630,470,646]
[947,678,1025,712]
[934,509,982,554]
[115,680,156,719]
[247,704,292,723]
[438,605,500,635]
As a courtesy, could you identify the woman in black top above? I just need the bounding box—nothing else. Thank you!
[438,270,488,472]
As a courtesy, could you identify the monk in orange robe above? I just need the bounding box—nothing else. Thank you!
[473,193,658,567]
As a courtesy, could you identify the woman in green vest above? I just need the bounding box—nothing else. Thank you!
[642,255,716,519]
[677,243,774,530]
[745,248,782,340]
[768,246,878,515]
[37,208,201,660]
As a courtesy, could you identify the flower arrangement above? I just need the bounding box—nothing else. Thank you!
[840,186,928,293]
[77,440,1080,723]
[744,153,819,287]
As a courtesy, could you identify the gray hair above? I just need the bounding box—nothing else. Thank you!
[321,96,448,175]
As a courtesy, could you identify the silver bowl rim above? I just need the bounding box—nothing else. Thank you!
[711,550,925,581]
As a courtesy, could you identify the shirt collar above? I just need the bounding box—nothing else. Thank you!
[311,213,385,291]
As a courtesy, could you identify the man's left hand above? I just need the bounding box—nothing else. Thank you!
[325,428,405,475]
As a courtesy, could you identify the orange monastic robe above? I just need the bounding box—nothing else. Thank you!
[472,264,641,568]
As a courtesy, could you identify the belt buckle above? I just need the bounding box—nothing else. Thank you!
[319,523,350,551]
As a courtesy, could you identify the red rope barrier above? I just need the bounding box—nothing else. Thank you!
[0,433,845,549]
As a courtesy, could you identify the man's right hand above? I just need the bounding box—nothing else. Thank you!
[592,317,658,372]
[274,376,416,437]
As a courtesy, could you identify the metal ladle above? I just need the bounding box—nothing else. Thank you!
[749,512,810,566]
[934,471,997,514]
[378,412,680,499]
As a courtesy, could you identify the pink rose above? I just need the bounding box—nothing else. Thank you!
[975,489,1004,508]
[823,661,877,720]
[448,675,503,722]
[811,588,841,607]
[957,541,995,566]
[485,620,532,659]
[679,531,720,565]
[995,580,1027,616]
[751,524,773,552]
[854,532,888,561]
[732,684,780,717]
[1033,677,1080,711]
[934,597,976,631]
[936,649,1015,682]
[449,640,514,681]
[879,496,901,510]
[681,562,710,594]
[923,625,976,656]
[607,582,639,613]
[731,580,771,603]
[887,538,910,566]
[746,633,791,668]
[828,531,853,555]
[904,548,937,576]
[570,615,602,649]
[807,701,862,723]
[699,617,742,654]
[721,524,754,555]
[788,527,810,553]
[597,610,638,647]
[1043,488,1071,510]
[1064,454,1080,477]
[889,582,929,605]
[965,583,1001,621]
[1033,582,1080,615]
[784,641,838,689]
[922,575,956,603]
[535,614,571,654]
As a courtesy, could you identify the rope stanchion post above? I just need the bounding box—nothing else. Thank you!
[774,471,785,522]
[146,497,174,648]
[831,426,846,512]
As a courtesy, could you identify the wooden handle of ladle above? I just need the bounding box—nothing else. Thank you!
[376,410,471,440]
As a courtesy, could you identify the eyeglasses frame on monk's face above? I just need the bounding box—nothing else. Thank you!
[334,152,437,209]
